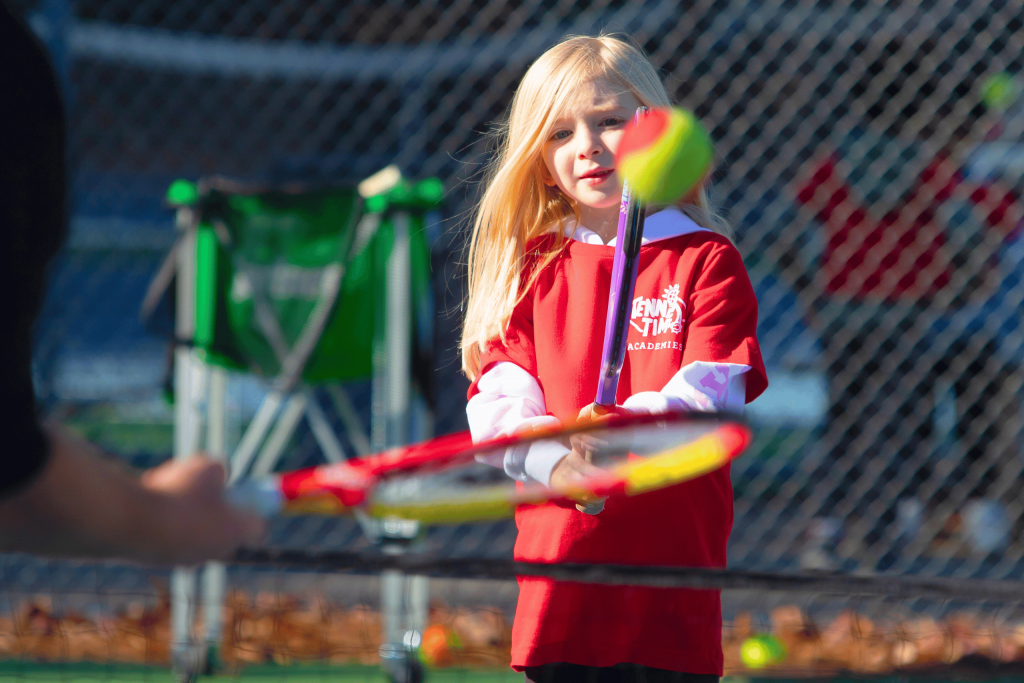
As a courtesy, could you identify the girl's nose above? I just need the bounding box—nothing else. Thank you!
[577,128,603,159]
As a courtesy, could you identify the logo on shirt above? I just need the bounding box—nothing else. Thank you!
[627,283,685,351]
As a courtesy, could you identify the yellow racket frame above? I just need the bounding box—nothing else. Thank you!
[364,425,742,525]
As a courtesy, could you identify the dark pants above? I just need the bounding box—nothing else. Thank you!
[524,663,719,683]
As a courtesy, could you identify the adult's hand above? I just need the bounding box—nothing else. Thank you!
[0,424,265,564]
[139,454,267,564]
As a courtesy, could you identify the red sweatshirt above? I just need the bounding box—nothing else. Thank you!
[467,230,767,673]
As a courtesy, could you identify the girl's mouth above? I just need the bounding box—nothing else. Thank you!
[580,168,614,185]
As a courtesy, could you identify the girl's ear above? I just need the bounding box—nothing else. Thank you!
[539,164,557,187]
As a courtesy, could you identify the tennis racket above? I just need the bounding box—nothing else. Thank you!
[580,106,651,514]
[595,106,649,410]
[227,411,749,525]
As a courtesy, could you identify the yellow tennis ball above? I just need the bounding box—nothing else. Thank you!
[616,107,713,205]
[740,635,786,669]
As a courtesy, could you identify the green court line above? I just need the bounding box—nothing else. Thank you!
[0,662,521,683]
[5,663,1024,683]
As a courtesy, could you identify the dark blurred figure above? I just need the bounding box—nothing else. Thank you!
[0,3,263,563]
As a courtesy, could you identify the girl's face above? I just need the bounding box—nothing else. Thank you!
[541,76,641,238]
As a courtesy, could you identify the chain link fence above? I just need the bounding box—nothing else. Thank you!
[13,0,1024,581]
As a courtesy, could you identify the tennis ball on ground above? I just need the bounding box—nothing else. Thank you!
[981,72,1019,111]
[740,634,787,669]
[419,624,460,667]
[616,107,713,205]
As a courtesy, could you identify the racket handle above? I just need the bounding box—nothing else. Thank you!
[226,479,284,518]
[576,500,606,515]
[576,432,607,515]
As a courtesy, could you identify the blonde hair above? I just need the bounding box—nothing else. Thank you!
[460,34,730,379]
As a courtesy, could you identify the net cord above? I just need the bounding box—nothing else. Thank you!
[232,550,1024,602]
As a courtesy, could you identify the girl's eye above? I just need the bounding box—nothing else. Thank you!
[601,117,625,127]
[550,130,571,141]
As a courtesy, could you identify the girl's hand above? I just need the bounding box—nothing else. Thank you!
[571,402,629,455]
[576,402,629,424]
[549,448,606,514]
[554,403,629,515]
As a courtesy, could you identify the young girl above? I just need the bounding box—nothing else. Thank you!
[461,35,767,683]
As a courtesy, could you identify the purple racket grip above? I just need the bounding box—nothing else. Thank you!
[595,107,648,408]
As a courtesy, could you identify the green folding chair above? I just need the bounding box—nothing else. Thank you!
[160,167,442,682]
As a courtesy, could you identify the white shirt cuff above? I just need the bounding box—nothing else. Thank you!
[621,391,685,414]
[522,440,571,488]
